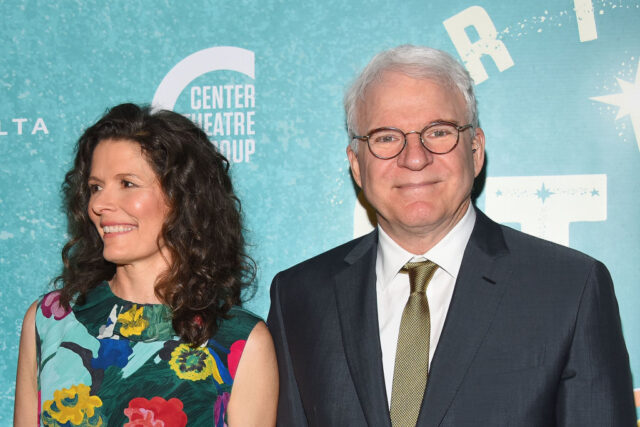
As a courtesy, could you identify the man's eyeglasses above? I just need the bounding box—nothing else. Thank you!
[352,121,473,159]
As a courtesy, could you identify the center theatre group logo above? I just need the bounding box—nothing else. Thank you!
[152,46,256,163]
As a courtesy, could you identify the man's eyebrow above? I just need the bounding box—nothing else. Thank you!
[424,118,460,125]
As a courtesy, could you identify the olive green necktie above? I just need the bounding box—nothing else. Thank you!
[390,260,438,427]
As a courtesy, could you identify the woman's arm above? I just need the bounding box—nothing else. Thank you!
[227,321,279,426]
[14,300,39,426]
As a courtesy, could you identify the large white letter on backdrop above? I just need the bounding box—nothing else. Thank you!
[443,6,514,84]
[574,0,598,42]
[484,174,607,246]
[152,46,255,110]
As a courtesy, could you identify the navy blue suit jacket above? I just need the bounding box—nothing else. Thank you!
[267,210,635,426]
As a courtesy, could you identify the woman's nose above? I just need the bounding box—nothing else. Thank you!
[89,187,116,214]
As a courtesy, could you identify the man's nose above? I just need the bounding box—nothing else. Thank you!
[397,132,432,170]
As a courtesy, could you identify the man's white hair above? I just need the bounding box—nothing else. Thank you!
[344,44,478,151]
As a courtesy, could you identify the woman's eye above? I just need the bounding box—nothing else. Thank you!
[88,184,101,194]
[122,180,135,188]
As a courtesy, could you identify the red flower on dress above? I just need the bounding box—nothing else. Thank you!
[123,397,187,427]
[41,291,71,320]
[227,340,246,379]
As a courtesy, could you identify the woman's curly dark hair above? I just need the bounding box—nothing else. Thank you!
[55,103,255,345]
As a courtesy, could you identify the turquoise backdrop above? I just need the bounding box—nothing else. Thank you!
[1,0,639,421]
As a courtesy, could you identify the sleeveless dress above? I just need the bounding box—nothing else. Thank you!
[35,282,261,426]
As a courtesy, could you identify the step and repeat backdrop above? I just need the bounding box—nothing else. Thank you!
[1,0,639,420]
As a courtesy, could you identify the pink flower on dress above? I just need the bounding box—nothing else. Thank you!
[41,291,71,320]
[123,407,163,427]
[227,340,246,379]
[124,397,187,427]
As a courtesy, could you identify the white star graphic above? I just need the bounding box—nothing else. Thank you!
[590,59,640,152]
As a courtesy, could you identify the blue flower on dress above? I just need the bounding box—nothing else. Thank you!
[90,338,132,370]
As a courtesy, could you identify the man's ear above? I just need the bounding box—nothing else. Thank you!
[347,145,363,188]
[471,127,485,178]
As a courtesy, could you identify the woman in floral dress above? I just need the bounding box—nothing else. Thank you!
[14,104,278,426]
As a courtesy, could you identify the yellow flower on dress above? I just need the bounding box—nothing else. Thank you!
[117,304,149,337]
[42,384,103,426]
[169,344,217,381]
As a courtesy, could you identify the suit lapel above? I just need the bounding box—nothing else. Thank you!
[418,211,512,426]
[333,231,392,427]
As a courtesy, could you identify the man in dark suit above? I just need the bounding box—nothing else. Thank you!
[267,45,635,426]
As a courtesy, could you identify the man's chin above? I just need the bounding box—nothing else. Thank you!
[378,213,443,234]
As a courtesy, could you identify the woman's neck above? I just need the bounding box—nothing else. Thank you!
[109,260,168,304]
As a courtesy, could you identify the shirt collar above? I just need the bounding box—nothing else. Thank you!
[376,204,476,290]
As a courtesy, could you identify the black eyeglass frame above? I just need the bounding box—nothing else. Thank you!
[352,121,473,159]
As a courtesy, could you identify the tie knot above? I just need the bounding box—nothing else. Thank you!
[402,260,438,293]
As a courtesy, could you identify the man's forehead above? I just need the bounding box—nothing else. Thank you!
[371,70,452,91]
[358,72,465,123]
[359,71,461,111]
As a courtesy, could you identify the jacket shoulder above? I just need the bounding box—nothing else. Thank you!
[273,231,376,285]
[474,209,597,266]
[472,210,605,289]
[499,224,597,265]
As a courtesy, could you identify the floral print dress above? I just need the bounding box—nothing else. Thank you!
[36,282,261,426]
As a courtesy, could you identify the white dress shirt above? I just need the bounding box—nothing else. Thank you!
[375,204,476,404]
